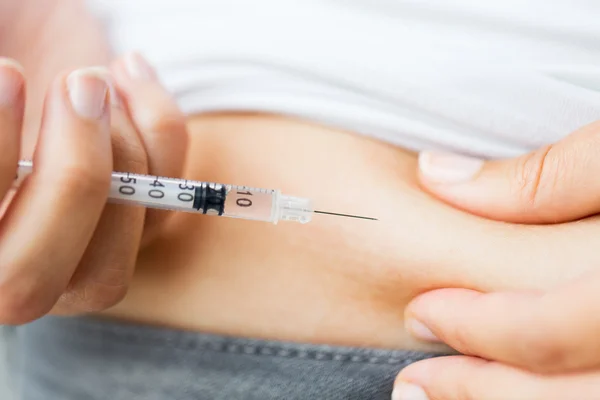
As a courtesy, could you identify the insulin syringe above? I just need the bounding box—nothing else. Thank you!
[14,161,376,224]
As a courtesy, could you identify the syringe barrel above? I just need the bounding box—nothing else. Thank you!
[14,161,313,224]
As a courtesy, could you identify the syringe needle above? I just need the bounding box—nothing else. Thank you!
[313,210,378,221]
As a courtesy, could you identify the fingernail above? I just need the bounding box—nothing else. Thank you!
[86,67,121,107]
[124,52,157,81]
[67,67,110,119]
[406,318,441,343]
[418,151,483,183]
[392,383,429,400]
[0,58,25,107]
[93,72,120,108]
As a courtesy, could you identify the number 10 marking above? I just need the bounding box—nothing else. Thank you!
[236,191,253,207]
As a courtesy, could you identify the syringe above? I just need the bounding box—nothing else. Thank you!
[14,161,376,224]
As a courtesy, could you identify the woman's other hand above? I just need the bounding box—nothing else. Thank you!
[391,121,600,399]
[416,119,600,224]
[0,53,186,323]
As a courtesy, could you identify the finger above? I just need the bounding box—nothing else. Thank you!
[111,52,188,243]
[405,279,600,374]
[417,120,600,224]
[53,75,148,314]
[0,68,112,324]
[0,58,25,204]
[393,356,600,400]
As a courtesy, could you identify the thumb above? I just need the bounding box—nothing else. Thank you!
[418,121,600,224]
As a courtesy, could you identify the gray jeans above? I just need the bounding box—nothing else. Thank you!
[10,317,444,399]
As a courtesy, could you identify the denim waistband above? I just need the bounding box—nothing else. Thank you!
[14,316,445,400]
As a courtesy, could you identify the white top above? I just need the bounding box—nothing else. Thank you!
[88,0,600,158]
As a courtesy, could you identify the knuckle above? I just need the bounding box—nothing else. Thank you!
[511,145,560,212]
